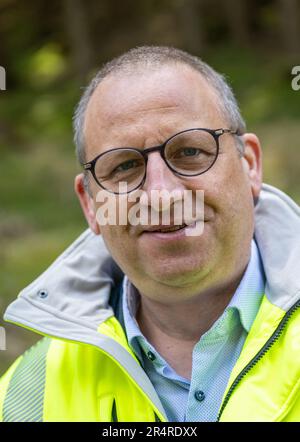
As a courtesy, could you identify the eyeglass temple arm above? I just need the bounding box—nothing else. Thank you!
[215,128,242,136]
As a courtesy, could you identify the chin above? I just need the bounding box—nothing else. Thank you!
[145,257,209,287]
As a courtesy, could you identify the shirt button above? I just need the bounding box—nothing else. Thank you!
[147,351,156,361]
[194,390,205,402]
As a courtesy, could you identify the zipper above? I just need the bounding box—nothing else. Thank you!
[217,298,300,421]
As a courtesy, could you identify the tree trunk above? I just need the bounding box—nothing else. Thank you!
[175,0,205,54]
[278,0,300,56]
[63,0,94,81]
[223,0,250,45]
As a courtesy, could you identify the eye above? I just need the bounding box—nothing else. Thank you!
[114,159,140,172]
[180,147,201,157]
[171,147,203,158]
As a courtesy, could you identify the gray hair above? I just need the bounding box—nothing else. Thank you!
[73,45,246,165]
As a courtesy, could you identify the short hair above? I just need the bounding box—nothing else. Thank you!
[73,45,246,165]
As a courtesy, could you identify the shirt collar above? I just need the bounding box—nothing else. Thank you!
[227,239,265,332]
[122,276,144,363]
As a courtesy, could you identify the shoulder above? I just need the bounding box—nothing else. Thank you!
[0,335,112,422]
[0,337,52,422]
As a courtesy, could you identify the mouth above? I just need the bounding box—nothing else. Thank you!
[141,220,200,236]
[147,223,188,233]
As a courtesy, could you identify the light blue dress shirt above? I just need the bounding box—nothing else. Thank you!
[121,239,265,422]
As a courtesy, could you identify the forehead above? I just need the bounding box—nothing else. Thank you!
[84,64,224,153]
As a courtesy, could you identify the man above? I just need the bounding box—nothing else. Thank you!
[0,46,300,422]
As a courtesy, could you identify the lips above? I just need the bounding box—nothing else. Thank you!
[141,221,200,234]
[149,224,187,233]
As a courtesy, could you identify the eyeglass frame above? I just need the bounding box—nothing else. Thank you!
[82,127,242,194]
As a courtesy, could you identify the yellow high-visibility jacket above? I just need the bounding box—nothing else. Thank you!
[1,184,300,422]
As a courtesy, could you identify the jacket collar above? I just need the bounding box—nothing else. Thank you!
[254,184,300,311]
[4,183,300,334]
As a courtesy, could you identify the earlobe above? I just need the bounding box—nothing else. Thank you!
[74,173,101,235]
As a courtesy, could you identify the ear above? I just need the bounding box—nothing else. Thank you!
[74,173,101,235]
[240,133,263,200]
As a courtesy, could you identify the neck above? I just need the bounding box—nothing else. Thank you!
[137,271,245,342]
[135,264,248,379]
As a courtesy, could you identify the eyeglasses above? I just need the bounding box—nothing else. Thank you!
[83,128,241,194]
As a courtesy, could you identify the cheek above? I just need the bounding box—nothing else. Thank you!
[99,223,141,272]
[199,159,254,232]
[219,176,254,243]
[99,223,125,248]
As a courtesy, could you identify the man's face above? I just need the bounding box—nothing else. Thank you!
[78,64,262,303]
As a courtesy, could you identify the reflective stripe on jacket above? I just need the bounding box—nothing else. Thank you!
[1,183,300,422]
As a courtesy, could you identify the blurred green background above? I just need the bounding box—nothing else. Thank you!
[0,0,300,374]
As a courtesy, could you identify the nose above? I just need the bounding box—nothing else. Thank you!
[141,151,185,194]
[138,151,193,225]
